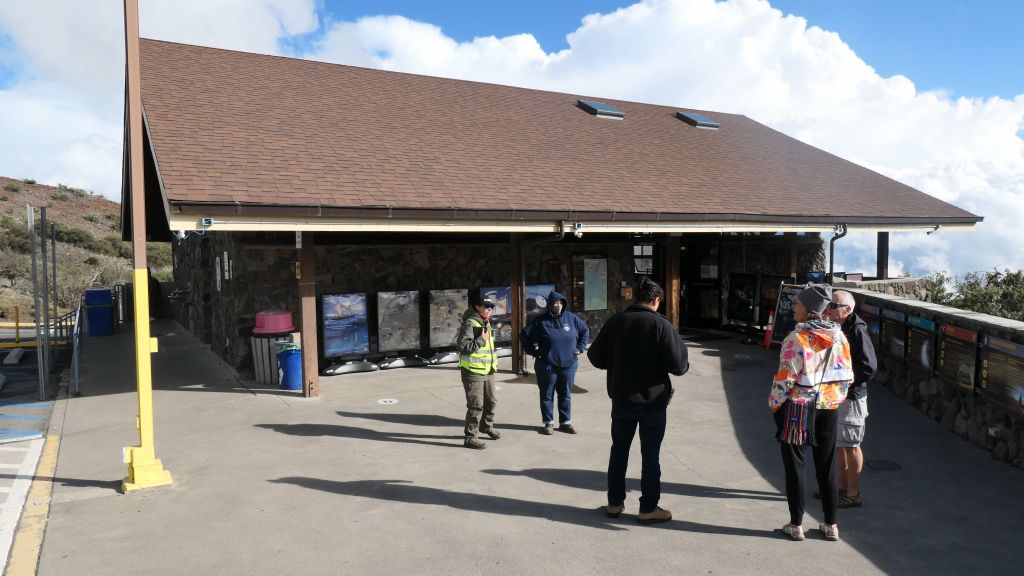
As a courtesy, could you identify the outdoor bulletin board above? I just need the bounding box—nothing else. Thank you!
[428,289,468,349]
[479,286,513,342]
[583,258,608,311]
[938,325,978,393]
[377,291,420,353]
[980,336,1024,414]
[880,309,907,359]
[859,303,881,351]
[906,315,937,372]
[322,293,370,357]
[758,275,794,327]
[770,284,803,345]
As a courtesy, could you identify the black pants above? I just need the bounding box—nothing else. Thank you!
[779,408,839,526]
[608,404,667,513]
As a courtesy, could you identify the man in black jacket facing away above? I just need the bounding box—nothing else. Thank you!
[825,290,877,508]
[587,277,689,524]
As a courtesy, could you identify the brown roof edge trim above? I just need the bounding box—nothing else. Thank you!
[167,202,983,225]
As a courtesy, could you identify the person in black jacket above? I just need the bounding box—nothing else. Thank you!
[825,290,877,508]
[587,277,689,525]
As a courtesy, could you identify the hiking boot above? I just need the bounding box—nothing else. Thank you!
[481,429,501,440]
[558,423,577,434]
[606,504,624,518]
[637,506,672,525]
[464,437,487,450]
[540,425,554,435]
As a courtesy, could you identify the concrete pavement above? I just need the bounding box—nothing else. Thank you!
[21,319,1024,575]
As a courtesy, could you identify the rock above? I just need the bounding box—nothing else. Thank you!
[940,406,957,431]
[993,441,1009,461]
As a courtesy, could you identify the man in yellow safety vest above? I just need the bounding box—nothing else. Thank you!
[456,295,501,449]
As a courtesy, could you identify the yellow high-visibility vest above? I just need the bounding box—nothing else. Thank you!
[459,318,498,375]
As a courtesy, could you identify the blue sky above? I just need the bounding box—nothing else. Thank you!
[1,0,1023,275]
[322,0,1024,98]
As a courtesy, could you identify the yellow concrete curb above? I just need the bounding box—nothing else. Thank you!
[4,433,59,575]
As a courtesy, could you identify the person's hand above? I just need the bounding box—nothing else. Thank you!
[481,329,490,341]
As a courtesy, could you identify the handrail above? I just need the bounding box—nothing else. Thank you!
[71,298,83,395]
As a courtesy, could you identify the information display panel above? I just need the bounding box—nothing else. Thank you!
[880,309,906,359]
[939,325,978,393]
[907,315,937,371]
[859,303,881,351]
[980,336,1024,414]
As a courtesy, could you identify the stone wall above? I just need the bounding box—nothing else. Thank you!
[172,233,633,373]
[841,278,930,300]
[848,288,1024,471]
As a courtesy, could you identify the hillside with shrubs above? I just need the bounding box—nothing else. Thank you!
[0,175,170,320]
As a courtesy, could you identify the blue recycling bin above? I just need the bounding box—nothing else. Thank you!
[277,348,303,390]
[84,288,114,337]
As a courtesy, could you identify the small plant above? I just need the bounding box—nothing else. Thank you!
[84,256,99,265]
[83,214,100,223]
[23,178,36,184]
[0,196,8,202]
[2,183,21,193]
[52,190,70,201]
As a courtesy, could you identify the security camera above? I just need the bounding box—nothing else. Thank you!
[175,230,186,240]
[200,217,214,227]
[573,230,583,239]
[573,222,583,230]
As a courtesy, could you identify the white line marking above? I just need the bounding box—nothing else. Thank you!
[0,437,45,570]
[0,447,28,452]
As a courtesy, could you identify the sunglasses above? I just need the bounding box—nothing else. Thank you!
[482,304,495,310]
[827,303,849,310]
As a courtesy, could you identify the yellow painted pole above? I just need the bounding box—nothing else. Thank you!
[121,0,171,492]
[14,307,19,343]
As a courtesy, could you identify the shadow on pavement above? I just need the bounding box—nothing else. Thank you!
[270,477,779,538]
[716,337,1024,576]
[336,411,548,433]
[482,468,785,502]
[0,473,121,492]
[256,423,467,449]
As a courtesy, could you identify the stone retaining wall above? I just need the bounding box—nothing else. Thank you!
[847,288,1024,471]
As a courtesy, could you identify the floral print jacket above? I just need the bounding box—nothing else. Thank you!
[769,320,854,412]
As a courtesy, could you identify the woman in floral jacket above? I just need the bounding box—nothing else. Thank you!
[769,284,854,542]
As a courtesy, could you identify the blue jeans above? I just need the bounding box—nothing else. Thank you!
[534,359,577,425]
[607,404,667,513]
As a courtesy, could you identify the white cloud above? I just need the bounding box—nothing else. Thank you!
[1,0,1022,276]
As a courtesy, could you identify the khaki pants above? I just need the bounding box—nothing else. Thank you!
[463,374,497,438]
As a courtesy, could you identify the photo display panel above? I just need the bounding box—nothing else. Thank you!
[859,303,881,351]
[939,325,979,393]
[322,293,370,357]
[377,291,420,352]
[428,289,468,349]
[907,315,937,372]
[980,336,1024,414]
[880,309,907,359]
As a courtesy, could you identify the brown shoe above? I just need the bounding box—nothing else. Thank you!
[540,425,554,435]
[481,429,501,440]
[637,506,672,525]
[464,438,487,450]
[606,505,624,518]
[558,423,577,434]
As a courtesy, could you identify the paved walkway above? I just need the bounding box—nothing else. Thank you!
[20,319,1024,575]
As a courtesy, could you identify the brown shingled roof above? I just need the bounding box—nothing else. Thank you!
[135,39,980,228]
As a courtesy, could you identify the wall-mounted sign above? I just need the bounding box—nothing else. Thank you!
[980,336,1024,414]
[907,315,936,372]
[859,303,881,351]
[939,325,978,393]
[880,309,906,359]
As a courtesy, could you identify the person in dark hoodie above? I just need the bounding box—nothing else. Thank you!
[456,295,500,450]
[587,277,689,525]
[825,289,877,509]
[520,290,589,435]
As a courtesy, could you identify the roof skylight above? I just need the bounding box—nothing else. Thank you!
[578,99,625,119]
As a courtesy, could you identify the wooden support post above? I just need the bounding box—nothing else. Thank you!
[510,233,526,375]
[787,232,799,279]
[876,232,890,280]
[665,234,681,332]
[299,232,320,397]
